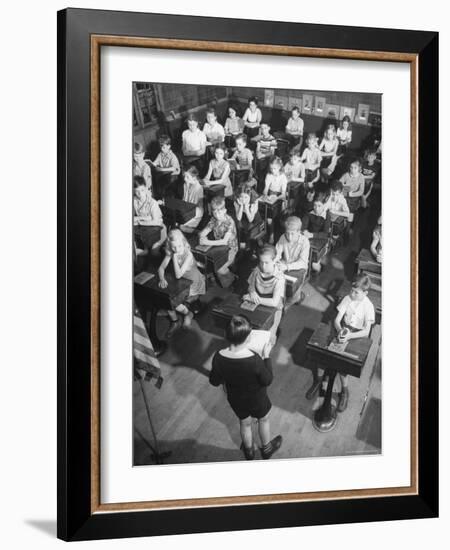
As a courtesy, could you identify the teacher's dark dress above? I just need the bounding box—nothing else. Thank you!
[209,352,273,419]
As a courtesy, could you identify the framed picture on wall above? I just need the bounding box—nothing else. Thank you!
[314,95,326,115]
[58,8,438,542]
[274,94,289,110]
[301,93,313,113]
[264,88,275,108]
[339,105,356,121]
[324,103,340,119]
[369,112,382,127]
[288,95,301,111]
[356,103,370,124]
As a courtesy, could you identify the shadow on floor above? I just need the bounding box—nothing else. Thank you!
[356,397,382,449]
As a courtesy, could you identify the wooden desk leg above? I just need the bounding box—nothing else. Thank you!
[147,308,167,357]
[312,369,338,433]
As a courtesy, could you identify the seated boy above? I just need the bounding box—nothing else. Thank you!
[203,108,225,147]
[133,176,166,255]
[254,123,277,185]
[198,196,238,287]
[302,196,331,272]
[275,216,310,303]
[133,141,152,191]
[152,135,181,199]
[323,180,351,242]
[306,274,375,412]
[284,106,304,148]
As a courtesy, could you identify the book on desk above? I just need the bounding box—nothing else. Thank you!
[307,322,372,378]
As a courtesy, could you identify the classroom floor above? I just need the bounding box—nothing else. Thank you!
[133,206,382,466]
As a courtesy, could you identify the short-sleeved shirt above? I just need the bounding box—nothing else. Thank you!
[284,161,305,182]
[209,159,232,197]
[337,128,352,144]
[275,234,310,271]
[337,295,375,331]
[133,161,152,189]
[203,122,225,143]
[205,214,238,253]
[153,150,180,173]
[248,266,285,308]
[324,194,350,215]
[225,117,244,135]
[286,116,304,135]
[183,181,204,206]
[258,134,277,156]
[133,192,162,224]
[362,160,381,182]
[182,128,207,155]
[301,147,322,169]
[232,147,253,169]
[265,173,288,196]
[243,108,262,125]
[340,173,365,197]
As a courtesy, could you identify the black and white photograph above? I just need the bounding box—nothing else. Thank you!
[132,83,382,466]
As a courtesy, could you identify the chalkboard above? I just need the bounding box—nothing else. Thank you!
[156,83,228,118]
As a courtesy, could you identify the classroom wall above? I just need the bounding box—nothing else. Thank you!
[134,88,381,158]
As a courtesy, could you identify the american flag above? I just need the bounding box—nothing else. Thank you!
[133,310,162,384]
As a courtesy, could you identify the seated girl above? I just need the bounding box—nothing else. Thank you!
[262,156,288,243]
[158,229,206,336]
[319,124,340,180]
[275,216,310,302]
[203,143,233,203]
[198,196,239,286]
[209,315,282,460]
[133,176,166,255]
[284,150,306,211]
[300,133,321,189]
[337,115,352,155]
[233,183,263,251]
[230,133,254,186]
[370,216,382,263]
[224,105,244,148]
[181,114,207,174]
[339,159,365,212]
[242,96,262,140]
[243,244,286,343]
[179,166,204,234]
[284,106,304,148]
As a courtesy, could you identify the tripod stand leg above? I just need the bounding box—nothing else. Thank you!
[138,377,171,464]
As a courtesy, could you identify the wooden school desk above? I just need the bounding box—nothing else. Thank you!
[309,236,330,265]
[160,197,197,228]
[355,248,382,289]
[212,293,277,332]
[188,235,230,276]
[337,280,382,324]
[134,270,192,352]
[306,322,372,432]
[258,196,284,226]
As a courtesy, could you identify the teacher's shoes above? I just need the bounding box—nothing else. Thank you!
[337,387,349,412]
[240,442,255,460]
[260,435,283,460]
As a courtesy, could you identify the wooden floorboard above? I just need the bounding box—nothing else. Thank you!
[134,207,383,465]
